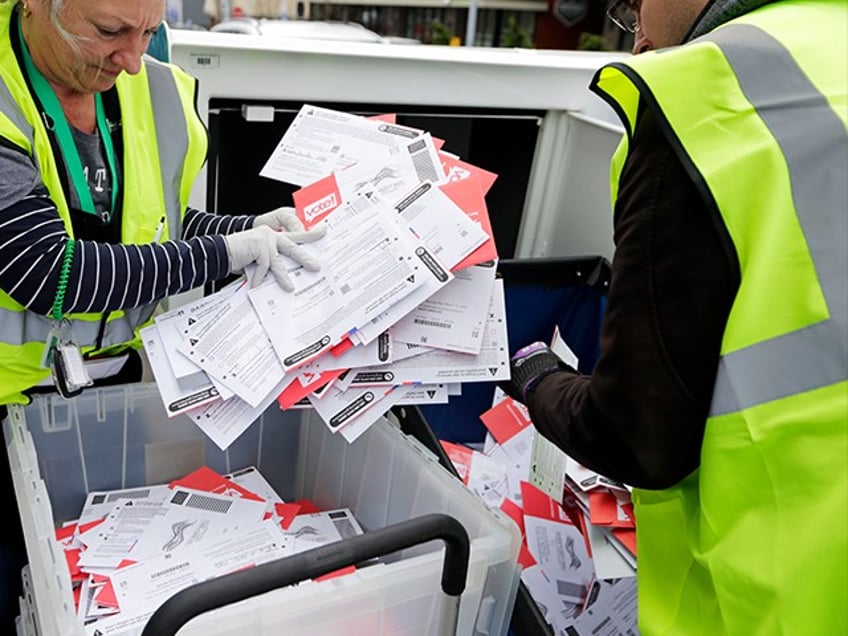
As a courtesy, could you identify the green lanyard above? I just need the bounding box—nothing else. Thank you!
[17,14,120,221]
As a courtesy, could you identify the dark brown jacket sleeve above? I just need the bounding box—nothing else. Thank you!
[527,106,739,490]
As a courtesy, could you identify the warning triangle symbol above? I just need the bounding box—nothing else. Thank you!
[190,338,198,346]
[488,368,498,376]
[427,390,436,398]
[187,317,196,325]
[407,275,415,283]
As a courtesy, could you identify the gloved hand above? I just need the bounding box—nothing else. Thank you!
[499,342,567,405]
[224,224,326,290]
[253,206,306,233]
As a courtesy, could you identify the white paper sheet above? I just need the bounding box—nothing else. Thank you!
[260,104,424,186]
[391,262,497,354]
[154,282,240,379]
[281,508,363,555]
[107,521,287,615]
[128,487,268,558]
[183,375,292,451]
[349,279,510,385]
[249,196,451,371]
[391,181,487,268]
[338,385,413,443]
[141,325,224,417]
[78,485,172,526]
[177,286,285,408]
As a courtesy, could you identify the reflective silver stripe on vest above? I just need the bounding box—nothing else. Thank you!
[101,302,159,346]
[87,60,189,348]
[704,25,848,416]
[145,57,188,240]
[0,71,34,149]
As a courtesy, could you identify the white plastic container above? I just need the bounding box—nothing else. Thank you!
[4,383,521,635]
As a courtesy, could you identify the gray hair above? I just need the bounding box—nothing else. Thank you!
[4,0,87,62]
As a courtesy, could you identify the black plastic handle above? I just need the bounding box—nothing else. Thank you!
[140,513,470,636]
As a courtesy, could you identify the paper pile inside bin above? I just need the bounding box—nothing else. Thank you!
[442,369,639,633]
[56,466,367,635]
[144,105,510,451]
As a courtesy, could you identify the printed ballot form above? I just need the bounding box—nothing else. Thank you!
[141,325,224,417]
[249,195,453,371]
[177,286,284,409]
[391,262,497,354]
[260,104,425,186]
[141,102,510,454]
[293,134,447,225]
[349,278,510,385]
[153,282,242,380]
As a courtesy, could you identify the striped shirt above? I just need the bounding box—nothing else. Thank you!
[0,192,251,316]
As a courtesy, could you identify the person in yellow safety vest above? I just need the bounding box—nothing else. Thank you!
[0,0,326,628]
[503,0,847,634]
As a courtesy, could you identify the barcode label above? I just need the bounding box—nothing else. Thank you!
[106,489,151,502]
[185,494,232,514]
[329,513,358,539]
[190,54,220,69]
[410,150,439,183]
[413,318,451,329]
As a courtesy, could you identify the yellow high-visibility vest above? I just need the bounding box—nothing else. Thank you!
[0,2,208,404]
[593,1,847,633]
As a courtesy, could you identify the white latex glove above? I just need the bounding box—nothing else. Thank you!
[224,224,326,290]
[253,207,306,233]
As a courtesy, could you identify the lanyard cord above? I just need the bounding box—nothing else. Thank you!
[16,13,120,221]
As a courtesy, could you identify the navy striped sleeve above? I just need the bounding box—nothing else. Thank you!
[0,194,232,315]
[182,207,253,238]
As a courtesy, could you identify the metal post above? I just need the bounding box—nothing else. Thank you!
[465,0,479,46]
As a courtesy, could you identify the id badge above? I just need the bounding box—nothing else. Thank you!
[44,320,94,398]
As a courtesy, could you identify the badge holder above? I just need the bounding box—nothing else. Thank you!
[41,320,94,399]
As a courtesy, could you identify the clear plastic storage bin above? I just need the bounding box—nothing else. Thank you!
[4,383,521,636]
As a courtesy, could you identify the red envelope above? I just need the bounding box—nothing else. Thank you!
[439,152,498,195]
[500,498,537,569]
[612,527,637,556]
[367,113,396,124]
[520,481,572,524]
[56,524,77,543]
[588,489,635,528]
[315,565,357,582]
[440,440,473,484]
[78,517,105,534]
[479,397,532,445]
[278,368,346,410]
[331,336,355,357]
[588,489,617,526]
[290,499,321,515]
[64,548,84,581]
[94,580,119,609]
[274,502,302,530]
[440,178,498,270]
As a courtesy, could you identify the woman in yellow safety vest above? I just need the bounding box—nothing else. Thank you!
[0,0,325,627]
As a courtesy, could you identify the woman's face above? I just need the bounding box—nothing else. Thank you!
[24,0,165,94]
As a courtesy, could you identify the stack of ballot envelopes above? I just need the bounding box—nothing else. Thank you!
[144,105,509,450]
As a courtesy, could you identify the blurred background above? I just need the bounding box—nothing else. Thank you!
[167,0,634,51]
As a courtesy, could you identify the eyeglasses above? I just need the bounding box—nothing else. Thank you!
[607,0,640,34]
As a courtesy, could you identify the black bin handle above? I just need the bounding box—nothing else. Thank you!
[140,513,470,636]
